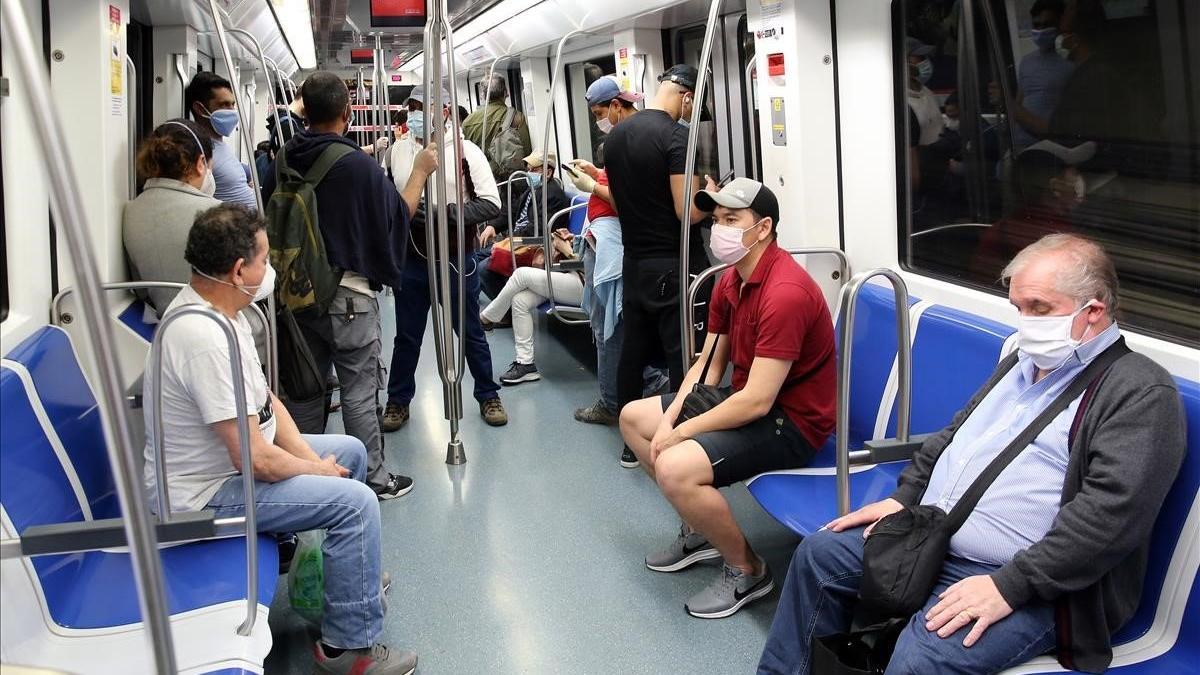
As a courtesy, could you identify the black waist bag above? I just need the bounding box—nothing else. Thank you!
[676,340,731,424]
[812,618,907,675]
[855,338,1130,624]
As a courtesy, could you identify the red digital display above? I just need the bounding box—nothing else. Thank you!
[371,0,425,28]
[350,49,375,65]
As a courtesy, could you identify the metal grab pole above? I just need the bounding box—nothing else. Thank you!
[205,0,265,215]
[504,171,535,271]
[374,35,388,168]
[679,0,724,371]
[0,1,177,672]
[174,53,189,116]
[684,248,851,358]
[126,55,138,200]
[542,203,590,324]
[480,53,512,157]
[443,6,468,395]
[834,269,912,516]
[223,29,284,154]
[356,69,368,149]
[539,30,583,257]
[149,306,259,635]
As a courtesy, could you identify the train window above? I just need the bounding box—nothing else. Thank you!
[671,25,722,179]
[895,0,1200,346]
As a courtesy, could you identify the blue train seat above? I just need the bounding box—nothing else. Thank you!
[118,299,157,342]
[746,298,1007,536]
[567,195,588,235]
[1007,377,1199,673]
[1,326,276,671]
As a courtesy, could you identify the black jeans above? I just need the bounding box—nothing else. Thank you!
[615,256,709,411]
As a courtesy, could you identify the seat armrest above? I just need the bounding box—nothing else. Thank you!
[13,510,217,557]
[857,433,933,464]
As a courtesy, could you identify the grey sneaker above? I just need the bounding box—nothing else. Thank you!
[574,400,618,425]
[685,561,775,619]
[314,642,417,675]
[499,361,540,385]
[645,523,721,572]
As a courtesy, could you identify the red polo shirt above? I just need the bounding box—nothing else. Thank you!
[707,241,837,450]
[586,170,617,221]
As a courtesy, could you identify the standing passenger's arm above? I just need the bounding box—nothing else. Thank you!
[400,142,439,214]
[670,174,709,225]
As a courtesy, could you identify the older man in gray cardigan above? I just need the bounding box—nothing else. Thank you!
[758,233,1186,675]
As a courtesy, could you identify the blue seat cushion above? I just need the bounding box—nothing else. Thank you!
[118,299,157,342]
[33,534,278,629]
[4,326,120,519]
[747,462,909,536]
[568,196,588,235]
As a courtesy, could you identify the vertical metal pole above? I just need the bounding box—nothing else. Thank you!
[443,5,468,434]
[227,29,284,155]
[174,53,189,117]
[834,269,911,515]
[539,30,583,252]
[356,68,368,149]
[149,307,259,635]
[374,35,387,168]
[0,1,178,672]
[480,53,510,159]
[679,0,724,372]
[205,0,264,215]
[126,55,138,200]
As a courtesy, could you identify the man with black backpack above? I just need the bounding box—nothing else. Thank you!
[262,71,438,501]
[462,74,532,185]
[757,235,1186,675]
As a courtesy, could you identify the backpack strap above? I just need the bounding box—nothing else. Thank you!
[303,143,356,185]
[502,106,516,130]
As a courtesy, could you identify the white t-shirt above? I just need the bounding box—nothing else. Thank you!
[142,285,276,513]
[389,133,501,209]
[907,85,945,146]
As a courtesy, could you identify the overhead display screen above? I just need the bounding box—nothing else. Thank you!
[350,49,375,65]
[370,0,425,28]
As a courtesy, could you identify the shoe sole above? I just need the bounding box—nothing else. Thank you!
[575,412,618,425]
[375,483,414,500]
[499,373,541,385]
[381,420,406,432]
[645,547,722,573]
[685,578,776,619]
[619,457,640,468]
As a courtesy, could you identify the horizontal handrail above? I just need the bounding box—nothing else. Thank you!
[51,281,186,325]
[0,512,249,559]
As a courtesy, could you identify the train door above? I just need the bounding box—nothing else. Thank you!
[565,56,616,166]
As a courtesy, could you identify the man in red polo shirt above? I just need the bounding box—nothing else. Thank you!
[619,177,837,619]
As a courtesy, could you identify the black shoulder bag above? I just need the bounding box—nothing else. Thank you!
[812,337,1130,674]
[676,339,732,424]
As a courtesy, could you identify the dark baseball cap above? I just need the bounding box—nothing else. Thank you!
[657,64,698,92]
[694,177,780,226]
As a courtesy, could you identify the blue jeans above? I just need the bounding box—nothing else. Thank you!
[758,528,1056,675]
[387,255,500,406]
[206,434,383,650]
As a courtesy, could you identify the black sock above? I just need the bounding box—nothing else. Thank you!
[322,644,345,658]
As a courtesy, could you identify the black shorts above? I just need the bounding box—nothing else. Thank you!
[660,390,816,488]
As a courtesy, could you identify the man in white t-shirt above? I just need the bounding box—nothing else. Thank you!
[143,204,417,675]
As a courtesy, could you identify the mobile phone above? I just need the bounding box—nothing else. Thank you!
[717,169,736,187]
[561,163,579,178]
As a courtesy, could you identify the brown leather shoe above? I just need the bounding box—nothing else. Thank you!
[480,397,508,426]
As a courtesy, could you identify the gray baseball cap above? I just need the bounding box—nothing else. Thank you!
[695,177,780,225]
[407,84,451,106]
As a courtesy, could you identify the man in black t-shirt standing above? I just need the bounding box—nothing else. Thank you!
[605,65,713,468]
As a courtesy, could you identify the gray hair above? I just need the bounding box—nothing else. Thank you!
[487,75,507,103]
[1000,233,1119,315]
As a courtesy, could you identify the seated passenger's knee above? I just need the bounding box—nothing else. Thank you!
[653,449,694,496]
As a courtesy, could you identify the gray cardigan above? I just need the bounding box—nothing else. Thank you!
[122,178,221,313]
[890,343,1186,673]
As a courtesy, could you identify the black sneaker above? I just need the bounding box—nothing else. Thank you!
[373,473,414,500]
[620,446,639,468]
[499,361,540,386]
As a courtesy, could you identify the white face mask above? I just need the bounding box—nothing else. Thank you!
[709,220,762,265]
[596,117,613,134]
[1016,300,1095,370]
[196,261,276,302]
[201,165,217,196]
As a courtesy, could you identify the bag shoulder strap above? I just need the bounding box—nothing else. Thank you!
[944,337,1131,533]
[502,106,516,130]
[302,143,355,186]
[697,336,721,384]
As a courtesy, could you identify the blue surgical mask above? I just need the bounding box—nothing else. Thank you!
[407,110,426,140]
[201,105,240,137]
[526,171,543,188]
[915,59,934,85]
[1031,27,1059,52]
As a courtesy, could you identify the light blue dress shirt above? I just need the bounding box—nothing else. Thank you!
[920,322,1121,566]
[1014,49,1076,148]
[210,138,258,211]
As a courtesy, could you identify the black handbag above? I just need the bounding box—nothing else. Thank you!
[276,304,325,403]
[811,618,907,675]
[676,340,731,424]
[855,338,1130,625]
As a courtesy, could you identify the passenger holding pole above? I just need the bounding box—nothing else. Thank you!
[603,64,712,468]
[146,204,419,675]
[260,72,438,501]
[383,85,509,432]
[619,179,837,619]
